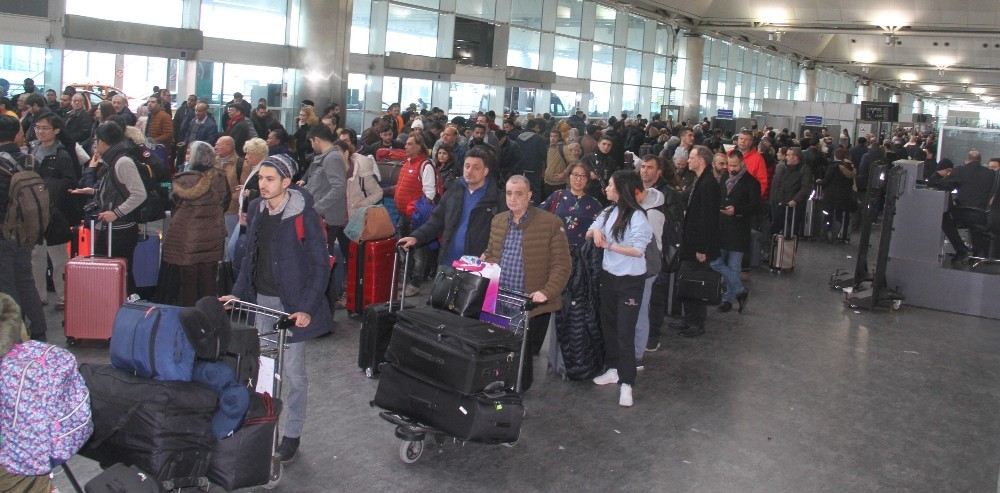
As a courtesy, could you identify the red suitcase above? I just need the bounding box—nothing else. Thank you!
[346,237,397,314]
[64,222,127,343]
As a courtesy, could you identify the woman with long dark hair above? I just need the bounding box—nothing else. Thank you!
[586,170,652,407]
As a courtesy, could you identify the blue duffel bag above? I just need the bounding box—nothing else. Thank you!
[110,301,195,381]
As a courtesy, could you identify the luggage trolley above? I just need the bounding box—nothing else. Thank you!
[223,299,294,488]
[375,284,536,464]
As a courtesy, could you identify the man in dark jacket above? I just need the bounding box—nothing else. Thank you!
[0,115,48,341]
[769,147,813,235]
[931,150,997,261]
[224,103,256,159]
[514,119,548,202]
[64,93,93,145]
[849,137,868,169]
[669,145,720,338]
[21,94,53,143]
[398,146,506,266]
[712,150,760,313]
[639,155,682,351]
[222,155,332,464]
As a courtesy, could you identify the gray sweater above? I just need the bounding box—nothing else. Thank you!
[303,147,348,227]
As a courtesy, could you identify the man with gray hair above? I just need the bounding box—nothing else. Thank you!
[111,94,136,127]
[482,174,570,391]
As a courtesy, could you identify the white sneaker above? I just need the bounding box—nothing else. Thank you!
[619,384,634,407]
[592,368,619,385]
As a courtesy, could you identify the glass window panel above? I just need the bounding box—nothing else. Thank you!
[201,0,286,44]
[351,0,372,54]
[652,57,668,88]
[399,78,430,113]
[550,90,578,116]
[650,88,665,115]
[397,0,439,8]
[655,25,671,55]
[510,0,542,29]
[588,81,610,118]
[626,15,644,50]
[553,36,580,78]
[66,0,182,28]
[507,27,540,69]
[622,84,639,115]
[456,0,495,19]
[718,41,728,69]
[593,5,616,44]
[383,77,400,109]
[346,73,366,110]
[555,0,582,37]
[386,5,439,57]
[591,43,613,82]
[449,82,489,118]
[624,50,641,86]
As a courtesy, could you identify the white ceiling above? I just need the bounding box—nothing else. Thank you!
[625,0,1000,102]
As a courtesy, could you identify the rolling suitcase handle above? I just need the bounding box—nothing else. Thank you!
[496,288,538,394]
[784,205,796,239]
[89,219,113,258]
[392,245,411,312]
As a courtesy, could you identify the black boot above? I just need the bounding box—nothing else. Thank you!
[276,436,300,463]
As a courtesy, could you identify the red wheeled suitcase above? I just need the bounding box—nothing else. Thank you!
[346,237,397,314]
[64,221,127,343]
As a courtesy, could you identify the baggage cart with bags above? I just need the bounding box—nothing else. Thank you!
[371,251,537,464]
[209,299,293,490]
[770,206,798,272]
[64,220,127,344]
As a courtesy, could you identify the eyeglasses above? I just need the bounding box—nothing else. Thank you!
[34,126,53,131]
[570,173,589,179]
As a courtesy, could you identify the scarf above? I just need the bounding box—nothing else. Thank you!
[726,168,745,195]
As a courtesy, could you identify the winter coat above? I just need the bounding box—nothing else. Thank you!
[162,167,230,266]
[411,177,506,264]
[482,207,571,317]
[770,162,814,206]
[718,172,761,253]
[32,144,77,245]
[180,115,220,145]
[217,154,243,215]
[346,153,383,210]
[303,148,348,227]
[639,187,666,251]
[64,109,93,145]
[233,189,333,343]
[822,161,857,213]
[553,240,605,380]
[680,171,721,261]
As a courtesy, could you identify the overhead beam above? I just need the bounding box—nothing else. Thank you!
[694,22,1000,38]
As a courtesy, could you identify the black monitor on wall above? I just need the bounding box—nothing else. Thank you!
[454,17,495,68]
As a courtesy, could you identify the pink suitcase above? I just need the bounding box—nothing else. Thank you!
[64,222,127,343]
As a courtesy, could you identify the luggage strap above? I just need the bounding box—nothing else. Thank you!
[84,401,144,451]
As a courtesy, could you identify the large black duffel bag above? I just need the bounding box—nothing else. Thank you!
[79,364,217,490]
[372,363,523,444]
[386,307,520,394]
[207,392,281,491]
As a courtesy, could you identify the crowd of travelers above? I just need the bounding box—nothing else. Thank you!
[2,77,996,477]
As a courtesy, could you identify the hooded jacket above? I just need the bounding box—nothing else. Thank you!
[639,186,665,250]
[346,153,383,210]
[162,166,230,266]
[303,147,348,227]
[233,189,333,343]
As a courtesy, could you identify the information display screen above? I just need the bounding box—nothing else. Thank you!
[860,101,899,122]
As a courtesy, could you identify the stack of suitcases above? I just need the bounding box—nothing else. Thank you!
[372,302,529,444]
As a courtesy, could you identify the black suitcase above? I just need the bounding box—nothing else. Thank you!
[221,326,260,388]
[387,307,520,394]
[79,364,216,490]
[207,393,281,491]
[372,363,523,444]
[84,463,166,493]
[358,246,408,378]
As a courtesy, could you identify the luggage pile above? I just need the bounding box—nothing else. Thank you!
[78,297,290,492]
[368,248,534,463]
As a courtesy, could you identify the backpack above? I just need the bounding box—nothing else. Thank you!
[0,340,93,475]
[108,148,166,223]
[0,152,50,247]
[295,213,334,269]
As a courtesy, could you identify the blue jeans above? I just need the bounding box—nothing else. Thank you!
[633,275,656,360]
[255,294,307,439]
[710,250,745,303]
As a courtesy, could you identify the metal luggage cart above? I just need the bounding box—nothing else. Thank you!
[223,299,294,488]
[376,287,536,464]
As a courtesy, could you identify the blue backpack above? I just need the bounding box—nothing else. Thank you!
[110,302,196,382]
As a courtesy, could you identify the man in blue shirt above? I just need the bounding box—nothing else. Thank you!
[399,146,505,266]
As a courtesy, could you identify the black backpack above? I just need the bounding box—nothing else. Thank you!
[115,145,167,222]
[0,152,49,247]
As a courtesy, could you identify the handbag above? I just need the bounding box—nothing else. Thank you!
[345,205,395,242]
[676,263,724,305]
[429,267,490,318]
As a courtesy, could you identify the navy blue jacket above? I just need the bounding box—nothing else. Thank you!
[233,188,332,342]
[180,115,220,145]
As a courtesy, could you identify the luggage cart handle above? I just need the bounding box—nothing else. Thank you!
[274,315,295,331]
[392,244,411,311]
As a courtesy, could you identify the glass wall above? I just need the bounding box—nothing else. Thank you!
[201,0,287,44]
[700,35,805,119]
[1,44,49,96]
[385,4,439,57]
[66,0,183,28]
[63,50,175,109]
[816,68,857,104]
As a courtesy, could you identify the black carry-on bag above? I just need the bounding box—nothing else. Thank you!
[372,285,536,464]
[358,246,410,377]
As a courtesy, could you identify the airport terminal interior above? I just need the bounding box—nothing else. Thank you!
[2,0,1000,491]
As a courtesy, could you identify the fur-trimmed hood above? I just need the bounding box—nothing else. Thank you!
[172,167,223,201]
[0,294,29,357]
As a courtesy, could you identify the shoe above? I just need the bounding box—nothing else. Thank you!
[619,384,633,407]
[403,283,421,297]
[636,363,645,372]
[645,341,661,352]
[737,291,749,313]
[54,302,65,312]
[680,325,705,338]
[592,368,619,385]
[668,321,689,332]
[276,436,300,463]
[717,301,733,313]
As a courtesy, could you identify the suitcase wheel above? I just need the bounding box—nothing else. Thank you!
[65,337,76,347]
[365,367,375,378]
[264,460,282,489]
[399,439,424,464]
